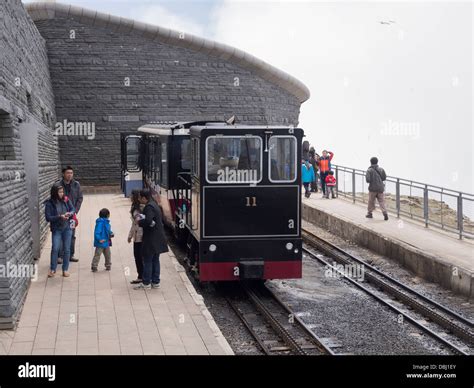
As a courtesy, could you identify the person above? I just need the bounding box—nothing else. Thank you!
[91,208,114,272]
[301,159,315,198]
[44,183,75,278]
[325,170,337,199]
[133,189,168,290]
[308,147,320,192]
[318,150,334,197]
[127,189,144,284]
[365,157,389,220]
[58,166,83,263]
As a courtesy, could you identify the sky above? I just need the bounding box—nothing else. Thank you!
[23,0,473,194]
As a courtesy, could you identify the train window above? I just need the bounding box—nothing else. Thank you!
[125,136,140,172]
[268,136,297,183]
[191,138,200,177]
[206,136,262,183]
[153,140,161,183]
[161,142,168,186]
[148,141,154,178]
[181,139,191,170]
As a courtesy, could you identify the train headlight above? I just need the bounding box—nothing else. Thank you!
[209,244,217,252]
[285,242,293,251]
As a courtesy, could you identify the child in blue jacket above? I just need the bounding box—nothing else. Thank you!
[91,208,114,272]
[301,160,315,198]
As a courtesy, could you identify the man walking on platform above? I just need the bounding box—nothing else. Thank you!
[365,157,388,220]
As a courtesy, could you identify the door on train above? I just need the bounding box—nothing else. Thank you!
[121,134,143,197]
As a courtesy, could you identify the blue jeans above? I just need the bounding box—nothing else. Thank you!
[51,228,73,272]
[142,254,160,285]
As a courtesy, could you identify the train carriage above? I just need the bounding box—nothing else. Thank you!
[122,121,304,282]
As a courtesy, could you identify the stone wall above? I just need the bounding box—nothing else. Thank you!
[33,17,302,185]
[0,0,57,328]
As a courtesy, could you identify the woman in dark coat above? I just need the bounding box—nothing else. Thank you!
[133,189,168,290]
[44,183,75,277]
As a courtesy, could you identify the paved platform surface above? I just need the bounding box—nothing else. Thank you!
[0,193,233,355]
[303,195,474,272]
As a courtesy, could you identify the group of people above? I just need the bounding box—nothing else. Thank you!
[301,146,389,220]
[44,166,168,288]
[301,148,336,199]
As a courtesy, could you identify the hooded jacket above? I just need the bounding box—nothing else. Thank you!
[94,217,113,248]
[301,162,315,184]
[44,198,75,232]
[366,164,387,193]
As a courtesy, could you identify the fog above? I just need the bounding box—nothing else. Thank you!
[24,0,473,194]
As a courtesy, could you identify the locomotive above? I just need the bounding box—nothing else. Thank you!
[121,121,304,282]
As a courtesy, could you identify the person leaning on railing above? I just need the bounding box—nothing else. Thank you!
[365,157,389,221]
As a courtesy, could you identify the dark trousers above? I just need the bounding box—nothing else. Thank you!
[133,242,144,279]
[59,228,76,258]
[311,173,319,192]
[320,172,328,195]
[142,254,160,286]
[303,183,311,198]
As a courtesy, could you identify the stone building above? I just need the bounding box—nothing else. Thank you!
[0,0,309,327]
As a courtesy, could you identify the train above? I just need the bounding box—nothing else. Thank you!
[121,120,304,282]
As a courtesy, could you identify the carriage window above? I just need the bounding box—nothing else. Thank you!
[153,141,160,183]
[206,136,262,183]
[269,136,296,182]
[161,142,168,186]
[181,139,191,170]
[192,138,200,177]
[126,137,140,171]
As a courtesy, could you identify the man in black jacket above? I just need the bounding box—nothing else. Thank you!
[133,189,168,290]
[365,157,388,220]
[58,166,83,262]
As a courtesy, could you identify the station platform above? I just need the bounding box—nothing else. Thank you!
[0,193,233,355]
[302,195,474,300]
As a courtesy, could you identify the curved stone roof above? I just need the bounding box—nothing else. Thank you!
[25,1,310,103]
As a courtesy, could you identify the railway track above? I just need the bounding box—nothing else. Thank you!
[302,228,473,356]
[225,282,335,355]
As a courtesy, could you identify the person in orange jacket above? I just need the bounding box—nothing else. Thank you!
[318,150,334,197]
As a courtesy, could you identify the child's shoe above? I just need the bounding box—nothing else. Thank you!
[91,267,97,273]
[105,266,111,271]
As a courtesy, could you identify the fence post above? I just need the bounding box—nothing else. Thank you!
[352,169,356,203]
[423,185,429,228]
[457,193,463,240]
[396,178,400,218]
[335,166,339,198]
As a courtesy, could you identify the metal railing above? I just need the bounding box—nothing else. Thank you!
[331,164,474,240]
[176,173,192,227]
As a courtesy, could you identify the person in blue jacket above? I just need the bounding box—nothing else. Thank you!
[44,183,75,278]
[91,208,114,272]
[301,159,315,198]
